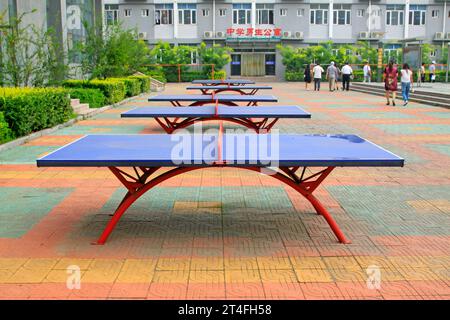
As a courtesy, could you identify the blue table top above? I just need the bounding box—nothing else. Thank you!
[148,94,278,102]
[192,79,255,84]
[37,134,404,168]
[186,86,272,90]
[122,106,310,118]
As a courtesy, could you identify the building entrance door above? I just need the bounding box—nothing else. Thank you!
[241,53,265,76]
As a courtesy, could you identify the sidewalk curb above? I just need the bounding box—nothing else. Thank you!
[0,92,151,153]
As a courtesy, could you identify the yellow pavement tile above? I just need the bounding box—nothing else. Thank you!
[0,270,14,283]
[225,269,261,283]
[294,268,333,283]
[388,256,429,268]
[396,268,441,281]
[81,259,124,283]
[156,257,191,271]
[54,258,93,270]
[224,257,258,270]
[6,267,50,284]
[323,257,361,269]
[256,256,292,270]
[152,270,189,284]
[23,258,59,270]
[190,257,224,271]
[189,270,225,284]
[116,259,156,283]
[44,269,85,283]
[0,258,28,271]
[354,256,396,270]
[290,256,327,269]
[260,269,297,283]
[329,267,367,282]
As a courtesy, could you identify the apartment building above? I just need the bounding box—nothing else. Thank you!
[107,1,449,78]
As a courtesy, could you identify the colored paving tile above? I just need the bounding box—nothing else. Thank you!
[374,124,450,135]
[426,144,450,157]
[0,146,59,164]
[344,112,416,119]
[0,187,73,238]
[0,83,449,299]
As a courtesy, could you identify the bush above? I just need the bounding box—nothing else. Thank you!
[128,75,151,93]
[0,88,73,138]
[0,112,13,144]
[112,78,141,97]
[146,69,167,83]
[67,88,106,108]
[63,79,126,104]
[211,70,226,80]
[285,72,304,81]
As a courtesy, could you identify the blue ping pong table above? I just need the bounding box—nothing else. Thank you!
[186,85,272,95]
[192,79,255,86]
[37,134,404,245]
[121,106,311,133]
[148,94,278,106]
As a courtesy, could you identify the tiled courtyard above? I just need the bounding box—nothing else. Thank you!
[0,82,449,299]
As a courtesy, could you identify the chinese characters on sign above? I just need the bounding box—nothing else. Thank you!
[226,27,282,39]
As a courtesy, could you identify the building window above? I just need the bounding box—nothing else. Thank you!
[105,4,119,25]
[233,4,251,25]
[409,5,426,25]
[124,9,132,18]
[333,4,351,25]
[142,9,149,17]
[280,9,288,17]
[256,4,274,25]
[219,9,226,17]
[431,10,439,18]
[202,9,209,17]
[155,4,173,25]
[386,5,404,26]
[430,49,438,57]
[297,8,304,17]
[191,50,198,64]
[357,9,365,18]
[310,4,328,25]
[179,4,197,25]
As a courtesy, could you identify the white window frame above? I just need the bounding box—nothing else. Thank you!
[409,5,426,26]
[219,9,227,17]
[142,9,149,17]
[178,4,197,25]
[105,5,119,25]
[431,10,439,18]
[333,4,351,25]
[280,8,288,17]
[124,9,132,18]
[386,5,404,26]
[297,8,304,17]
[256,4,274,25]
[357,9,365,18]
[310,4,328,25]
[202,9,210,17]
[233,4,251,25]
[155,4,173,25]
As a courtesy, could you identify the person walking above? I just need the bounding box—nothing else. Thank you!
[417,63,425,87]
[383,60,398,106]
[335,63,342,91]
[400,63,413,106]
[429,61,436,83]
[304,63,312,91]
[341,62,353,91]
[312,63,324,91]
[326,62,338,91]
[363,61,372,83]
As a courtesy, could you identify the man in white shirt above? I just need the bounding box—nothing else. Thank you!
[429,61,436,83]
[341,62,353,91]
[312,63,325,91]
[363,62,371,83]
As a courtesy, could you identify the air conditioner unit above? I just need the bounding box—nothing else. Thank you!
[435,32,444,40]
[294,31,304,39]
[282,31,292,38]
[359,31,369,39]
[138,32,147,40]
[204,31,213,38]
[216,31,226,38]
[446,32,450,39]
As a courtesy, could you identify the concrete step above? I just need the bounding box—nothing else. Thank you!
[72,103,91,115]
[70,99,80,107]
[351,84,450,109]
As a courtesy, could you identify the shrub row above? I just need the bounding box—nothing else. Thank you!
[67,88,106,108]
[0,88,73,139]
[0,111,13,144]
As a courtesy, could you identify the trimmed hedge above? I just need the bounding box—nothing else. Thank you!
[0,88,73,138]
[146,70,167,83]
[285,71,304,81]
[112,78,141,97]
[67,88,106,108]
[0,111,13,144]
[211,70,227,80]
[63,79,126,105]
[129,75,151,93]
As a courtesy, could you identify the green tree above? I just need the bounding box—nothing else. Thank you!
[197,42,233,72]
